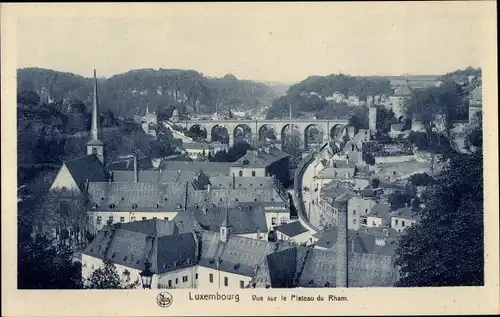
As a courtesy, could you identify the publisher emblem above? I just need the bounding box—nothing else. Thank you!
[157,292,173,308]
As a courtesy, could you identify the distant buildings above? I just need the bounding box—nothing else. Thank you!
[468,85,482,126]
[140,103,158,137]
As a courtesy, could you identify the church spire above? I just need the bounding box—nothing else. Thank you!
[90,69,100,141]
[220,200,231,243]
[86,68,105,164]
[145,101,149,115]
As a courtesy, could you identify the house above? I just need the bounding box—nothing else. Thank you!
[229,145,290,184]
[365,203,391,228]
[389,83,412,119]
[159,161,231,177]
[390,207,419,233]
[273,221,311,244]
[389,123,405,139]
[180,142,228,160]
[140,103,158,137]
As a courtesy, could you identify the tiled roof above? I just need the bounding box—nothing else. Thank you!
[230,147,289,168]
[198,231,293,277]
[159,161,230,176]
[332,160,356,169]
[64,154,108,191]
[185,205,268,235]
[298,247,397,287]
[390,207,416,220]
[274,221,308,237]
[171,212,202,233]
[117,219,178,237]
[87,182,187,211]
[209,176,276,190]
[320,182,356,202]
[82,224,197,274]
[368,203,391,217]
[253,247,297,288]
[112,170,198,184]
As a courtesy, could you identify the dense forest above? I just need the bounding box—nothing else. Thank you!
[17,68,278,119]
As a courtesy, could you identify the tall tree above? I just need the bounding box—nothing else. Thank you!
[85,261,140,289]
[395,149,483,286]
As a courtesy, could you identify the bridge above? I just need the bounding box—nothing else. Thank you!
[176,119,350,147]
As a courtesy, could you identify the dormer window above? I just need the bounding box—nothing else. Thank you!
[101,197,104,201]
[194,204,199,209]
[153,204,159,210]
[177,204,182,209]
[109,203,115,209]
[132,203,137,210]
[121,197,125,201]
[93,203,98,209]
[164,197,168,202]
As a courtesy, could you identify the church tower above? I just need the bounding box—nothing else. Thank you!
[220,202,232,243]
[368,105,377,133]
[86,69,105,164]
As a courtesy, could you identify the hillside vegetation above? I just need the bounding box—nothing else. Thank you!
[17,68,278,118]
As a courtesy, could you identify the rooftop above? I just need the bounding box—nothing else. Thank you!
[64,154,108,191]
[159,161,230,176]
[469,85,482,107]
[368,203,391,217]
[230,146,289,168]
[274,221,308,237]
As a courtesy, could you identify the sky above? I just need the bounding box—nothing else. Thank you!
[14,2,493,82]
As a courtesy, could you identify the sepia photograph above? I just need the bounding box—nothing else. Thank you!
[2,2,498,316]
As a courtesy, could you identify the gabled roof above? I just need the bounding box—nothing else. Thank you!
[391,123,405,132]
[178,205,268,235]
[209,176,276,190]
[64,154,108,191]
[82,224,197,274]
[112,169,197,184]
[230,147,289,168]
[390,206,416,220]
[274,221,308,237]
[118,219,178,237]
[198,231,293,277]
[368,203,391,217]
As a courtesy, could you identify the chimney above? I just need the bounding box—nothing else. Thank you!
[335,201,349,288]
[133,153,139,183]
[207,183,211,192]
[256,226,261,240]
[232,173,236,189]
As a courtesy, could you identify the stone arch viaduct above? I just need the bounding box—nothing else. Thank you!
[179,119,350,147]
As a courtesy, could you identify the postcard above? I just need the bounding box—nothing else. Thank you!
[1,2,498,316]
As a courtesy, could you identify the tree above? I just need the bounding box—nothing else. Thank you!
[395,149,483,286]
[18,235,83,289]
[85,261,140,289]
[388,191,412,210]
[375,106,397,134]
[404,89,438,139]
[371,178,380,189]
[409,173,435,187]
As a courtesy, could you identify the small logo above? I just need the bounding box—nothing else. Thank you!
[157,292,173,308]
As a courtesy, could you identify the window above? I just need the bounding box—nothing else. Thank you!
[353,219,357,224]
[164,217,169,220]
[153,217,157,220]
[372,221,376,226]
[279,217,288,225]
[252,171,256,177]
[142,217,147,220]
[239,171,243,177]
[224,277,228,287]
[365,209,368,214]
[108,216,114,223]
[271,217,277,226]
[209,274,214,283]
[92,148,98,155]
[195,273,198,280]
[120,217,125,222]
[362,218,367,225]
[395,219,399,225]
[353,210,356,215]
[182,276,188,283]
[96,216,102,225]
[131,216,136,221]
[175,278,178,284]
[240,281,245,288]
[402,221,405,227]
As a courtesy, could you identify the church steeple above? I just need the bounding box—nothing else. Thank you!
[145,102,149,115]
[86,69,105,164]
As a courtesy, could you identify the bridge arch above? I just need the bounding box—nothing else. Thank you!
[258,124,277,142]
[281,124,303,151]
[304,124,324,149]
[330,124,347,140]
[233,124,253,145]
[211,124,229,144]
[187,124,207,141]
